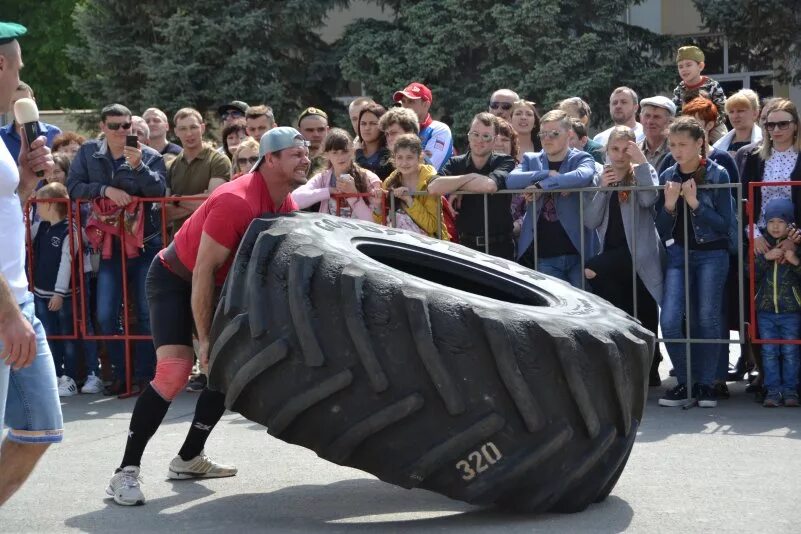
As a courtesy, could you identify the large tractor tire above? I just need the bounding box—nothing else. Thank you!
[208,212,654,513]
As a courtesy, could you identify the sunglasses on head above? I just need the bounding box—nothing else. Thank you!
[237,156,260,166]
[489,101,513,111]
[765,120,796,131]
[105,121,132,131]
[538,130,563,139]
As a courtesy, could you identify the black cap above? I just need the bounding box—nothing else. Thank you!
[217,100,249,117]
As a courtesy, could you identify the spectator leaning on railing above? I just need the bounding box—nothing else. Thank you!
[428,112,516,259]
[292,128,380,221]
[66,103,167,395]
[582,126,664,386]
[371,134,449,239]
[655,116,735,409]
[508,109,597,287]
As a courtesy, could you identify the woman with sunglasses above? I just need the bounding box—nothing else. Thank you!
[292,128,379,221]
[741,99,801,256]
[230,137,260,179]
[510,100,542,156]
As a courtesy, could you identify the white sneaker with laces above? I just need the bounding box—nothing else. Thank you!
[81,373,103,394]
[106,466,145,506]
[58,375,78,397]
[168,451,237,480]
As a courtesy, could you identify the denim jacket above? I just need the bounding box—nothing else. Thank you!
[67,138,167,239]
[507,148,598,259]
[655,159,736,250]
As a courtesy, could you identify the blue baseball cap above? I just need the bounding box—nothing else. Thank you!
[252,127,309,170]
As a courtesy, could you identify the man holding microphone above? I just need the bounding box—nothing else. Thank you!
[0,21,60,506]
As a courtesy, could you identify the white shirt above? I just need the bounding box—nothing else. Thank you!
[754,147,799,237]
[0,139,29,304]
[593,122,645,146]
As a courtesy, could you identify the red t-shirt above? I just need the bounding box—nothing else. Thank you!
[171,171,298,286]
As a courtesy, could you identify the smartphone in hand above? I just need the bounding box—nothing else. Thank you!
[126,135,139,148]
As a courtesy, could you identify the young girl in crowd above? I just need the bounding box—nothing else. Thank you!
[583,126,664,385]
[494,118,527,242]
[355,103,393,179]
[510,100,542,155]
[231,137,260,179]
[292,128,379,220]
[372,133,450,239]
[656,116,735,408]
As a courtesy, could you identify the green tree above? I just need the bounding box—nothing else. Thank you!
[339,0,675,140]
[693,0,801,84]
[69,0,349,125]
[0,0,89,109]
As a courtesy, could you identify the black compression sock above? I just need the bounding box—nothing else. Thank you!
[120,384,171,468]
[177,388,227,461]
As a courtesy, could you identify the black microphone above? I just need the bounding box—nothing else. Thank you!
[13,97,44,177]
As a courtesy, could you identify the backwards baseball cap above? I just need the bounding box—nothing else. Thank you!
[297,107,328,125]
[640,96,677,116]
[217,100,249,117]
[252,126,309,170]
[676,45,704,64]
[393,82,433,104]
[0,21,26,45]
[764,198,795,225]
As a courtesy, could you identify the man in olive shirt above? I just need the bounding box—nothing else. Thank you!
[167,108,231,231]
[428,113,516,259]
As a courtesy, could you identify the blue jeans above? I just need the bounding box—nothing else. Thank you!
[1,293,63,443]
[34,295,78,379]
[757,311,801,396]
[660,245,728,387]
[96,236,161,382]
[536,254,583,288]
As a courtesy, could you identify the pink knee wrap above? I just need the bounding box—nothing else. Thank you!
[150,357,193,401]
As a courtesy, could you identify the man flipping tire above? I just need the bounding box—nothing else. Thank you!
[106,127,309,506]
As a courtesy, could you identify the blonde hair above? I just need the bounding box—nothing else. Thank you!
[725,89,759,114]
[606,125,636,146]
[232,137,260,176]
[173,107,203,124]
[760,99,801,160]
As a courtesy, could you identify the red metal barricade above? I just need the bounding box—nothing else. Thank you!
[24,192,386,398]
[747,180,801,345]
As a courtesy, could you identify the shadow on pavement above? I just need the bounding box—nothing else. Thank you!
[64,478,633,533]
[636,383,801,443]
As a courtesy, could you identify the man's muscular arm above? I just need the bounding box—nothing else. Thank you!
[0,274,36,369]
[191,232,232,369]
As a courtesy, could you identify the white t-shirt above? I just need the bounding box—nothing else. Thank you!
[0,140,28,304]
[593,122,645,146]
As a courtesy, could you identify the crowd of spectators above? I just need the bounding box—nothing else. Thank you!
[10,43,801,409]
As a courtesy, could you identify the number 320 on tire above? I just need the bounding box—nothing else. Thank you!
[456,442,503,481]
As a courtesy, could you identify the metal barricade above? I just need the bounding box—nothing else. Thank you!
[25,181,760,404]
[25,195,207,398]
[386,182,745,406]
[747,180,801,346]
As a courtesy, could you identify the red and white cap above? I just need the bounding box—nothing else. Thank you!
[393,82,433,104]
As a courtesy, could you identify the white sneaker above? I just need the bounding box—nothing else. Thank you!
[58,375,78,397]
[81,373,103,394]
[106,466,145,506]
[168,451,237,480]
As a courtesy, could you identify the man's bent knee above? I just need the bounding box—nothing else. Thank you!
[151,356,193,401]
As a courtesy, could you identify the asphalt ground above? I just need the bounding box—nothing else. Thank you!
[1,359,800,533]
